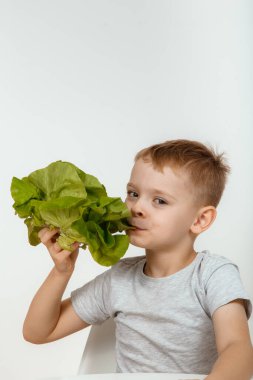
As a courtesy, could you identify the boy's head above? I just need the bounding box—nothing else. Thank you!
[126,139,231,252]
[134,139,231,209]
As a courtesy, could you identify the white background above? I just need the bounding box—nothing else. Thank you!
[0,1,252,379]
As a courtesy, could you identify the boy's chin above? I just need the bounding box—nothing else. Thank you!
[127,230,150,248]
[129,238,147,249]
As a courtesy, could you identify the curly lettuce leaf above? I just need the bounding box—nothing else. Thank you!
[11,161,133,266]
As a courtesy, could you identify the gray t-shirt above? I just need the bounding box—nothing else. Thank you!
[71,250,252,374]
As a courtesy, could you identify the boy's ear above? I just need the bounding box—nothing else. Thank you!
[190,206,217,235]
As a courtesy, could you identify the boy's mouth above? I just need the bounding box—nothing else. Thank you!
[130,223,147,231]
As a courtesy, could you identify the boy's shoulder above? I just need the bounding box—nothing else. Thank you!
[196,250,252,319]
[199,250,235,266]
[197,250,238,283]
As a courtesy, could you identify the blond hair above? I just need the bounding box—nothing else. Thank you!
[134,139,231,208]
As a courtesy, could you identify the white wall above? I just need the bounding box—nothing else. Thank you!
[0,1,252,379]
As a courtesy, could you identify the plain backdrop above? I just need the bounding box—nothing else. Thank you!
[0,1,252,379]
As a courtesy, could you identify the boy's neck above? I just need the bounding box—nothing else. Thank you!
[144,247,197,278]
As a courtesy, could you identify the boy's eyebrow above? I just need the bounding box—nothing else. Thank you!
[127,182,177,201]
[127,182,134,187]
[152,188,177,201]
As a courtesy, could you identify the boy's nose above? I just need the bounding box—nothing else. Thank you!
[130,200,146,217]
[132,209,143,217]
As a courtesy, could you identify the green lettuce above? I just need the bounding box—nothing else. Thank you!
[11,161,133,266]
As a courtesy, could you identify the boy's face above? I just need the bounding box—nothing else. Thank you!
[125,159,200,252]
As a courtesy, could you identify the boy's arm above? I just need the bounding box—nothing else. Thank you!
[23,268,90,344]
[205,299,253,380]
[23,228,90,344]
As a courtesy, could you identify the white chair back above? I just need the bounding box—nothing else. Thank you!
[78,317,116,374]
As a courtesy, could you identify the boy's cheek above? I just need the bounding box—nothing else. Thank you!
[124,198,131,209]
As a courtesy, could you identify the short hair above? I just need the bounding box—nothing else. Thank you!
[134,139,231,208]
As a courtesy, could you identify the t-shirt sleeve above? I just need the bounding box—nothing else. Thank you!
[203,261,252,319]
[70,268,113,325]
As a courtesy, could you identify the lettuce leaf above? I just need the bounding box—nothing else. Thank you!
[11,161,133,266]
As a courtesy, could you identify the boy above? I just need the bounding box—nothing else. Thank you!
[23,139,253,379]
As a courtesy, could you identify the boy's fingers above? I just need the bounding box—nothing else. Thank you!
[55,249,79,262]
[72,242,80,249]
[71,246,80,261]
[38,227,49,240]
[39,228,60,244]
[58,242,80,256]
[53,241,62,253]
[51,241,79,257]
[53,247,79,264]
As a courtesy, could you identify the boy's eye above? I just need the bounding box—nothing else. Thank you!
[127,190,138,198]
[154,198,167,205]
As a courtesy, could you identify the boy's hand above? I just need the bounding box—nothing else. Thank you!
[38,227,79,275]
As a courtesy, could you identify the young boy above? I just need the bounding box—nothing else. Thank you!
[23,139,253,379]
